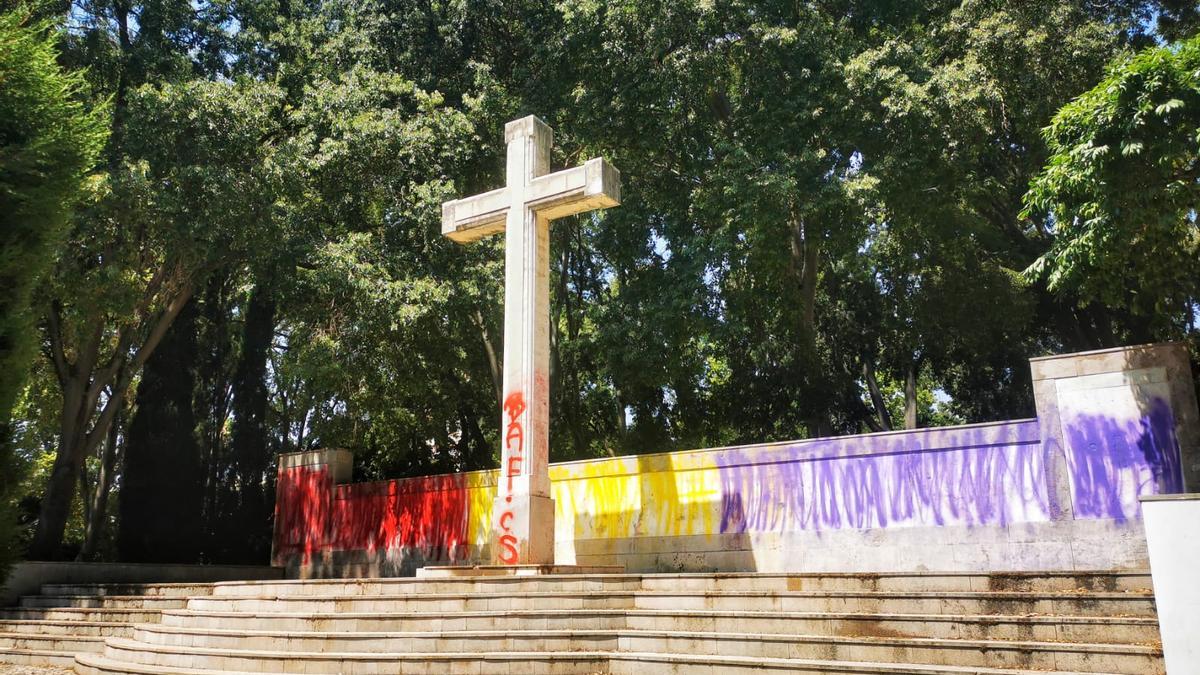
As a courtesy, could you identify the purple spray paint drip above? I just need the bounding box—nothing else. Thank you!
[714,422,1051,535]
[1064,397,1184,521]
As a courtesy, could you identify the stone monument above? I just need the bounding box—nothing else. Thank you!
[439,116,621,566]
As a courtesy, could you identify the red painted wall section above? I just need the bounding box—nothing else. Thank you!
[330,474,470,561]
[272,464,333,565]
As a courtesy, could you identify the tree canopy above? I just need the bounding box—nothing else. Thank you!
[2,0,1198,565]
[1025,32,1200,327]
[0,6,108,574]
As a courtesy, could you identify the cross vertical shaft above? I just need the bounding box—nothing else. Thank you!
[497,117,554,564]
[441,115,620,566]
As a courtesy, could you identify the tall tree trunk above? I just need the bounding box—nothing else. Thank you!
[904,360,919,430]
[789,210,821,338]
[80,407,123,560]
[29,281,194,559]
[790,207,825,436]
[470,308,502,408]
[863,361,893,432]
[30,378,90,559]
[118,300,202,563]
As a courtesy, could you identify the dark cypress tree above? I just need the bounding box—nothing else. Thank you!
[216,280,277,563]
[118,299,203,562]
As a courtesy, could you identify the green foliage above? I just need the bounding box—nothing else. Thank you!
[0,7,106,575]
[7,0,1200,563]
[1025,34,1200,324]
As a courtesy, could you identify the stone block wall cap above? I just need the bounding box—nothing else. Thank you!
[505,115,552,143]
[1139,493,1200,502]
[1028,341,1187,362]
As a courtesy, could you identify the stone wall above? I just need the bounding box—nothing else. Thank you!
[272,343,1200,577]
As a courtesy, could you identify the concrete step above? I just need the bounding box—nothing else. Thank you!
[0,607,161,623]
[79,640,1155,675]
[609,652,1151,675]
[209,571,1154,597]
[19,595,188,609]
[0,619,133,637]
[0,647,78,668]
[127,625,1161,673]
[184,589,1158,617]
[99,638,611,674]
[127,624,1162,673]
[41,583,216,598]
[75,652,287,675]
[0,631,105,654]
[157,607,1160,643]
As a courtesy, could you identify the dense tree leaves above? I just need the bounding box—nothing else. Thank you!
[5,0,1200,562]
[1025,34,1200,328]
[0,8,107,574]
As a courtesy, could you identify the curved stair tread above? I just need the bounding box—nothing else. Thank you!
[76,647,1136,675]
[0,631,105,641]
[191,589,1157,600]
[0,619,130,627]
[613,651,1137,674]
[160,606,1162,623]
[75,652,288,675]
[0,647,79,666]
[209,570,1153,584]
[129,624,1163,654]
[0,607,161,616]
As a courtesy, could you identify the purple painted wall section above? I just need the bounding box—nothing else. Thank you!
[713,421,1049,535]
[1064,397,1184,521]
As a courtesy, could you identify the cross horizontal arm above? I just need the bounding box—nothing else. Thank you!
[441,186,509,244]
[442,158,621,244]
[526,157,621,221]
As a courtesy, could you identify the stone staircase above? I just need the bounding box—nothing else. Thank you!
[0,571,1164,674]
[0,582,209,668]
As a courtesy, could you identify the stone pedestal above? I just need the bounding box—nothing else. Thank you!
[1031,342,1200,522]
[1141,493,1200,675]
[492,493,555,565]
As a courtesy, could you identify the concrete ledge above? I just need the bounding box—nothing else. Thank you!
[1,562,283,606]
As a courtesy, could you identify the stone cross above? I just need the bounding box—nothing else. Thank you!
[441,116,621,565]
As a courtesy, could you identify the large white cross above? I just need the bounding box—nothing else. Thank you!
[442,116,620,565]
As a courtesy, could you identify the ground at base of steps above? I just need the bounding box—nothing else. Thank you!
[0,665,72,675]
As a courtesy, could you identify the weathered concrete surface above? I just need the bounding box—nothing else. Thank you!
[0,563,280,607]
[441,115,621,566]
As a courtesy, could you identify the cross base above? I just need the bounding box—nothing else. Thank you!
[493,493,555,565]
[415,564,625,579]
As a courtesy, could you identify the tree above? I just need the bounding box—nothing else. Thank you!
[29,10,286,557]
[1025,33,1200,331]
[0,8,106,572]
[839,0,1154,422]
[118,300,202,562]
